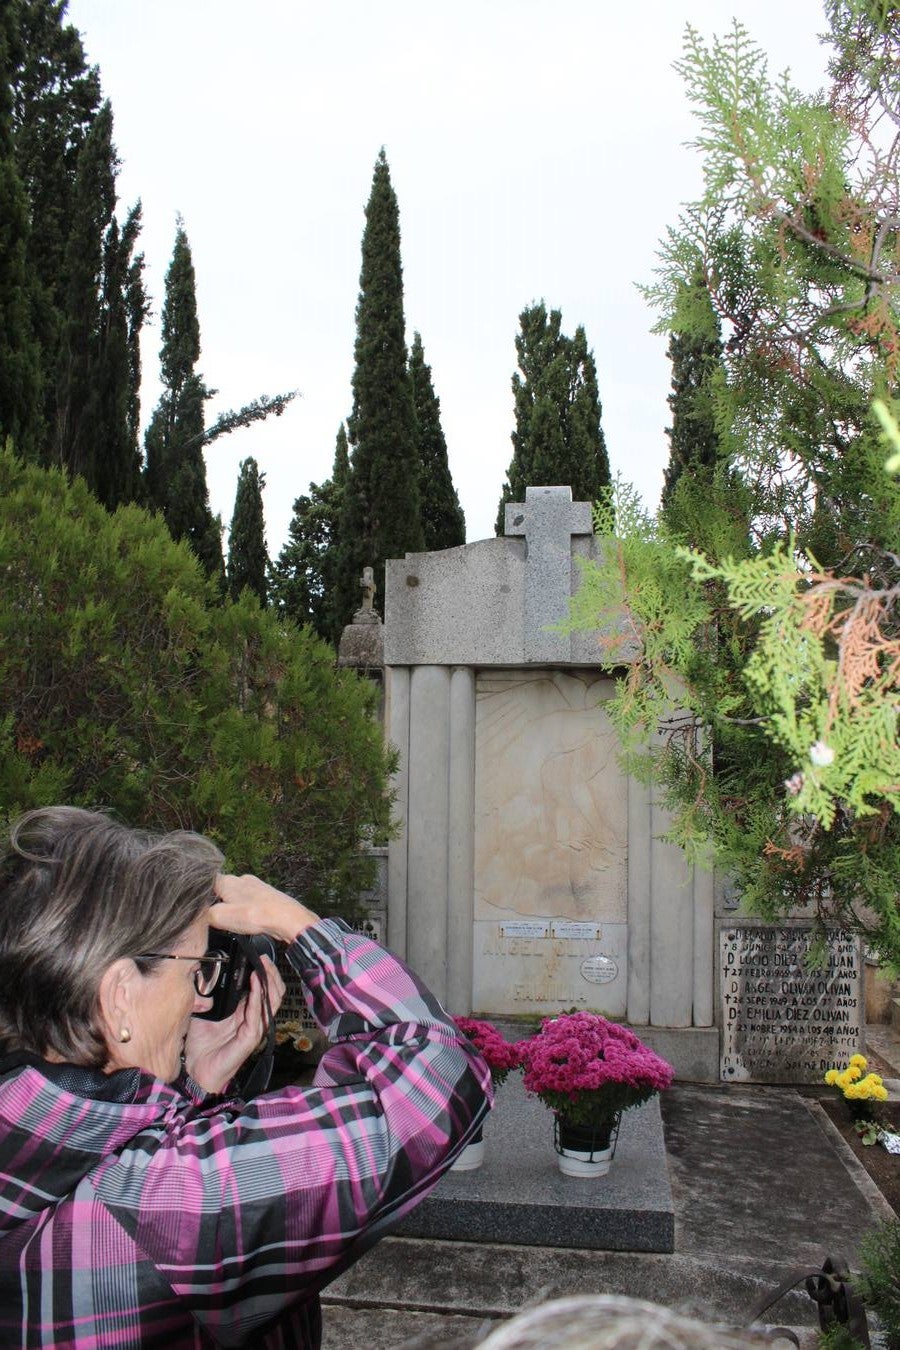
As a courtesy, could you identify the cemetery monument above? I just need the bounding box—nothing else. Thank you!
[380,486,863,1084]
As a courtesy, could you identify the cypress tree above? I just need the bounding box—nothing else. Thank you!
[44,95,146,507]
[54,98,115,481]
[144,222,223,582]
[271,424,349,643]
[4,5,145,501]
[496,302,610,532]
[661,274,724,517]
[92,202,146,508]
[10,0,101,454]
[409,331,465,550]
[334,149,423,624]
[0,6,41,459]
[227,456,268,605]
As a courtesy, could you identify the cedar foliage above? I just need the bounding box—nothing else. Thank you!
[568,2,900,964]
[409,331,465,550]
[335,149,423,624]
[857,1219,900,1350]
[0,448,393,912]
[227,456,268,606]
[496,302,610,533]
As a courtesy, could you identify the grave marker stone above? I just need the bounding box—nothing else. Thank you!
[720,920,863,1082]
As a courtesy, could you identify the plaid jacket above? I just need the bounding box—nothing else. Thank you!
[0,919,492,1348]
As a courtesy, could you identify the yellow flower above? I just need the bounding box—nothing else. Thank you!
[851,1074,889,1102]
[825,1055,885,1105]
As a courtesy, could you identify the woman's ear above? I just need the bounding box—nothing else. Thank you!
[97,958,138,1052]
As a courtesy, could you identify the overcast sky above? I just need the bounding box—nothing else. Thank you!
[66,0,830,557]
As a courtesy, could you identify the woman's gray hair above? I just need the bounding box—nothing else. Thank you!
[0,806,223,1067]
[475,1296,795,1349]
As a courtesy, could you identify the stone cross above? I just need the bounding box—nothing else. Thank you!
[504,486,593,661]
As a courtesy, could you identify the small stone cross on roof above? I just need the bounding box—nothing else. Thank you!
[504,486,593,661]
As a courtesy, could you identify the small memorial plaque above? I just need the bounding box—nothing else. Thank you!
[580,955,618,984]
[720,924,862,1083]
[551,920,600,941]
[499,920,550,939]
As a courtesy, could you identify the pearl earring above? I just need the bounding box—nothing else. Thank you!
[119,1027,131,1043]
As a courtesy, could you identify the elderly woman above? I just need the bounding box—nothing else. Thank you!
[0,807,491,1347]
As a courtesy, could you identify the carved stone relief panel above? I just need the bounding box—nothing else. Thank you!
[472,670,627,1015]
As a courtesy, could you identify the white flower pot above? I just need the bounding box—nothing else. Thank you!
[556,1141,614,1177]
[554,1114,619,1178]
[450,1126,485,1172]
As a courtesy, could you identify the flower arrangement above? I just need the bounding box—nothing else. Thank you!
[824,1053,888,1121]
[453,1016,521,1087]
[518,1012,674,1128]
[275,1021,315,1056]
[269,1019,326,1088]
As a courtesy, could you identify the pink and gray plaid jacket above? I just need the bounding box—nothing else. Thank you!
[0,918,492,1347]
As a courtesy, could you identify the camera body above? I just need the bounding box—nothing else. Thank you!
[198,930,278,1021]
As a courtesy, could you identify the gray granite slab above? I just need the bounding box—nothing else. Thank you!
[396,1075,674,1253]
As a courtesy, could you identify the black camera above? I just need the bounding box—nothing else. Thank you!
[197,930,278,1022]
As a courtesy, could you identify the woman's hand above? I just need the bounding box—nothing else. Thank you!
[211,873,320,945]
[183,957,286,1094]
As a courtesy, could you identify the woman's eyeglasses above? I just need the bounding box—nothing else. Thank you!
[135,951,230,997]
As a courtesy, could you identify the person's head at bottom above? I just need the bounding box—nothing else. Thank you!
[476,1296,798,1349]
[0,805,227,1078]
[0,804,490,1350]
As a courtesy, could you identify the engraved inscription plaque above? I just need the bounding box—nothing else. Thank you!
[720,923,863,1083]
[580,955,618,984]
[500,921,550,939]
[553,921,600,941]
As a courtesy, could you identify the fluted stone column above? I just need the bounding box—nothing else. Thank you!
[446,667,476,1014]
[385,666,410,960]
[626,774,652,1026]
[406,666,452,996]
[389,664,477,1009]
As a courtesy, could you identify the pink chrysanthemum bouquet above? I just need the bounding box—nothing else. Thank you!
[518,1011,674,1127]
[453,1016,521,1087]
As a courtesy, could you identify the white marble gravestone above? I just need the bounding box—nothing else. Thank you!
[383,487,718,1078]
